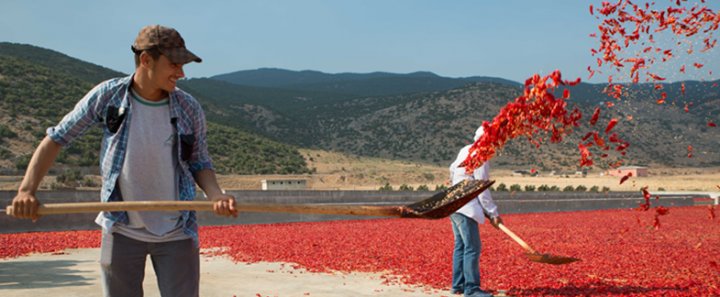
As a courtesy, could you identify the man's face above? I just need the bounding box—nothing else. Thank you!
[146,54,185,93]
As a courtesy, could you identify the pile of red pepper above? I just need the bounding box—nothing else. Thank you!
[2,206,718,296]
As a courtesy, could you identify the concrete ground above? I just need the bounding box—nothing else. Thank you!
[0,248,453,297]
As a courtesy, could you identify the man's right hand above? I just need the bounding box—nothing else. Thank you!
[10,192,40,221]
[489,216,503,229]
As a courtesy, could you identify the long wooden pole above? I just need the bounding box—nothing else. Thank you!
[5,201,404,217]
[496,223,538,254]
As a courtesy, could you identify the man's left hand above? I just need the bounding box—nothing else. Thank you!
[209,193,238,218]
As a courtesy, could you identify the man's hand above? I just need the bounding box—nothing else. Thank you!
[209,193,238,218]
[489,216,503,229]
[10,192,40,222]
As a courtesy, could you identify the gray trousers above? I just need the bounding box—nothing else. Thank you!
[100,233,199,297]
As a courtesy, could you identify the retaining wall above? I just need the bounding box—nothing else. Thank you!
[0,190,702,233]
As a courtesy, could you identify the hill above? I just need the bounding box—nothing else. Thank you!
[2,42,718,175]
[0,43,310,175]
[183,76,720,170]
[211,67,520,97]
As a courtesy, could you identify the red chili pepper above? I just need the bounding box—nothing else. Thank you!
[605,118,619,134]
[590,107,601,125]
[619,172,632,184]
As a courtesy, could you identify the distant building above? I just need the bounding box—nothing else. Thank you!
[607,166,648,177]
[261,179,308,190]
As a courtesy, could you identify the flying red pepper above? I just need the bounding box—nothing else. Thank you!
[589,107,601,126]
[605,118,619,134]
[619,172,632,184]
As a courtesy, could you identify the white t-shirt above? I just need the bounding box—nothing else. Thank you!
[449,144,499,224]
[113,88,189,242]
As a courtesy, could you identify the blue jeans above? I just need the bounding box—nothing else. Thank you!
[451,213,488,297]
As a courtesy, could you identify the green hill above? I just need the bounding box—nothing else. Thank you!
[2,42,718,174]
[184,76,720,169]
[0,42,310,175]
[212,67,520,97]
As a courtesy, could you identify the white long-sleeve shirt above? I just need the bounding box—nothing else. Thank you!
[449,144,499,224]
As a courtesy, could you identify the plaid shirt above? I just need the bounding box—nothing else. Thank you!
[47,75,213,242]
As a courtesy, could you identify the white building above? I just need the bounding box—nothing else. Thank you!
[261,179,308,190]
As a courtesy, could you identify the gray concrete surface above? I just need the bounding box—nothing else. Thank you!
[0,248,448,297]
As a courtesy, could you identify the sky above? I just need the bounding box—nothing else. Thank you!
[1,0,718,83]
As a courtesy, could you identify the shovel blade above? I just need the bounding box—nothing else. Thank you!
[526,252,581,265]
[402,179,495,219]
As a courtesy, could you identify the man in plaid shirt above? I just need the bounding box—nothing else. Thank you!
[9,25,237,297]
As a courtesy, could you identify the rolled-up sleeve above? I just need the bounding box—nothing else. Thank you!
[47,82,105,146]
[474,162,499,217]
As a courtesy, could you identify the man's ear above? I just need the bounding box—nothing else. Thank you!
[139,51,153,68]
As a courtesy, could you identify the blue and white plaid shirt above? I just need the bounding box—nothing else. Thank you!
[47,75,213,242]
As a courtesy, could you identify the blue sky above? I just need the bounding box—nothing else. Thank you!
[1,0,718,83]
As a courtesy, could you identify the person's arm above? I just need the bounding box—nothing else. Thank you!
[11,81,108,220]
[194,168,237,217]
[473,162,501,228]
[10,136,62,220]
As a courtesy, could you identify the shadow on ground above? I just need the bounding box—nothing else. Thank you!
[0,260,95,289]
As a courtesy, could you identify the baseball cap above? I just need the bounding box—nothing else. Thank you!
[131,25,202,64]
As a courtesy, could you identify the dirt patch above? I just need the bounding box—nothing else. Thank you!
[2,148,719,192]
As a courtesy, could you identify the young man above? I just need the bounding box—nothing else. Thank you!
[9,25,237,297]
[448,126,502,297]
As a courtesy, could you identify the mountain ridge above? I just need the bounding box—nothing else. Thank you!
[1,42,718,174]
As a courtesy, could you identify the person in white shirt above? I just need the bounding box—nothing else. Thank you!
[448,125,502,297]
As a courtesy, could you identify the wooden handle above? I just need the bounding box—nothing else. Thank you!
[6,201,404,217]
[496,223,538,254]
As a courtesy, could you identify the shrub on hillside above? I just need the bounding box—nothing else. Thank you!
[398,184,414,191]
[495,183,508,192]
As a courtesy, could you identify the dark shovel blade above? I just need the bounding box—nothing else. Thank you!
[401,179,495,219]
[526,252,581,265]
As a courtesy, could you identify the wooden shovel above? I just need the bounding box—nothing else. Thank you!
[6,179,494,219]
[486,213,579,265]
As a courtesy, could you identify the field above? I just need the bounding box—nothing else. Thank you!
[2,149,720,192]
[2,206,719,296]
[225,149,720,192]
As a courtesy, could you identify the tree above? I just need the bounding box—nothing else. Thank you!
[379,183,393,191]
[495,183,508,192]
[399,184,414,191]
